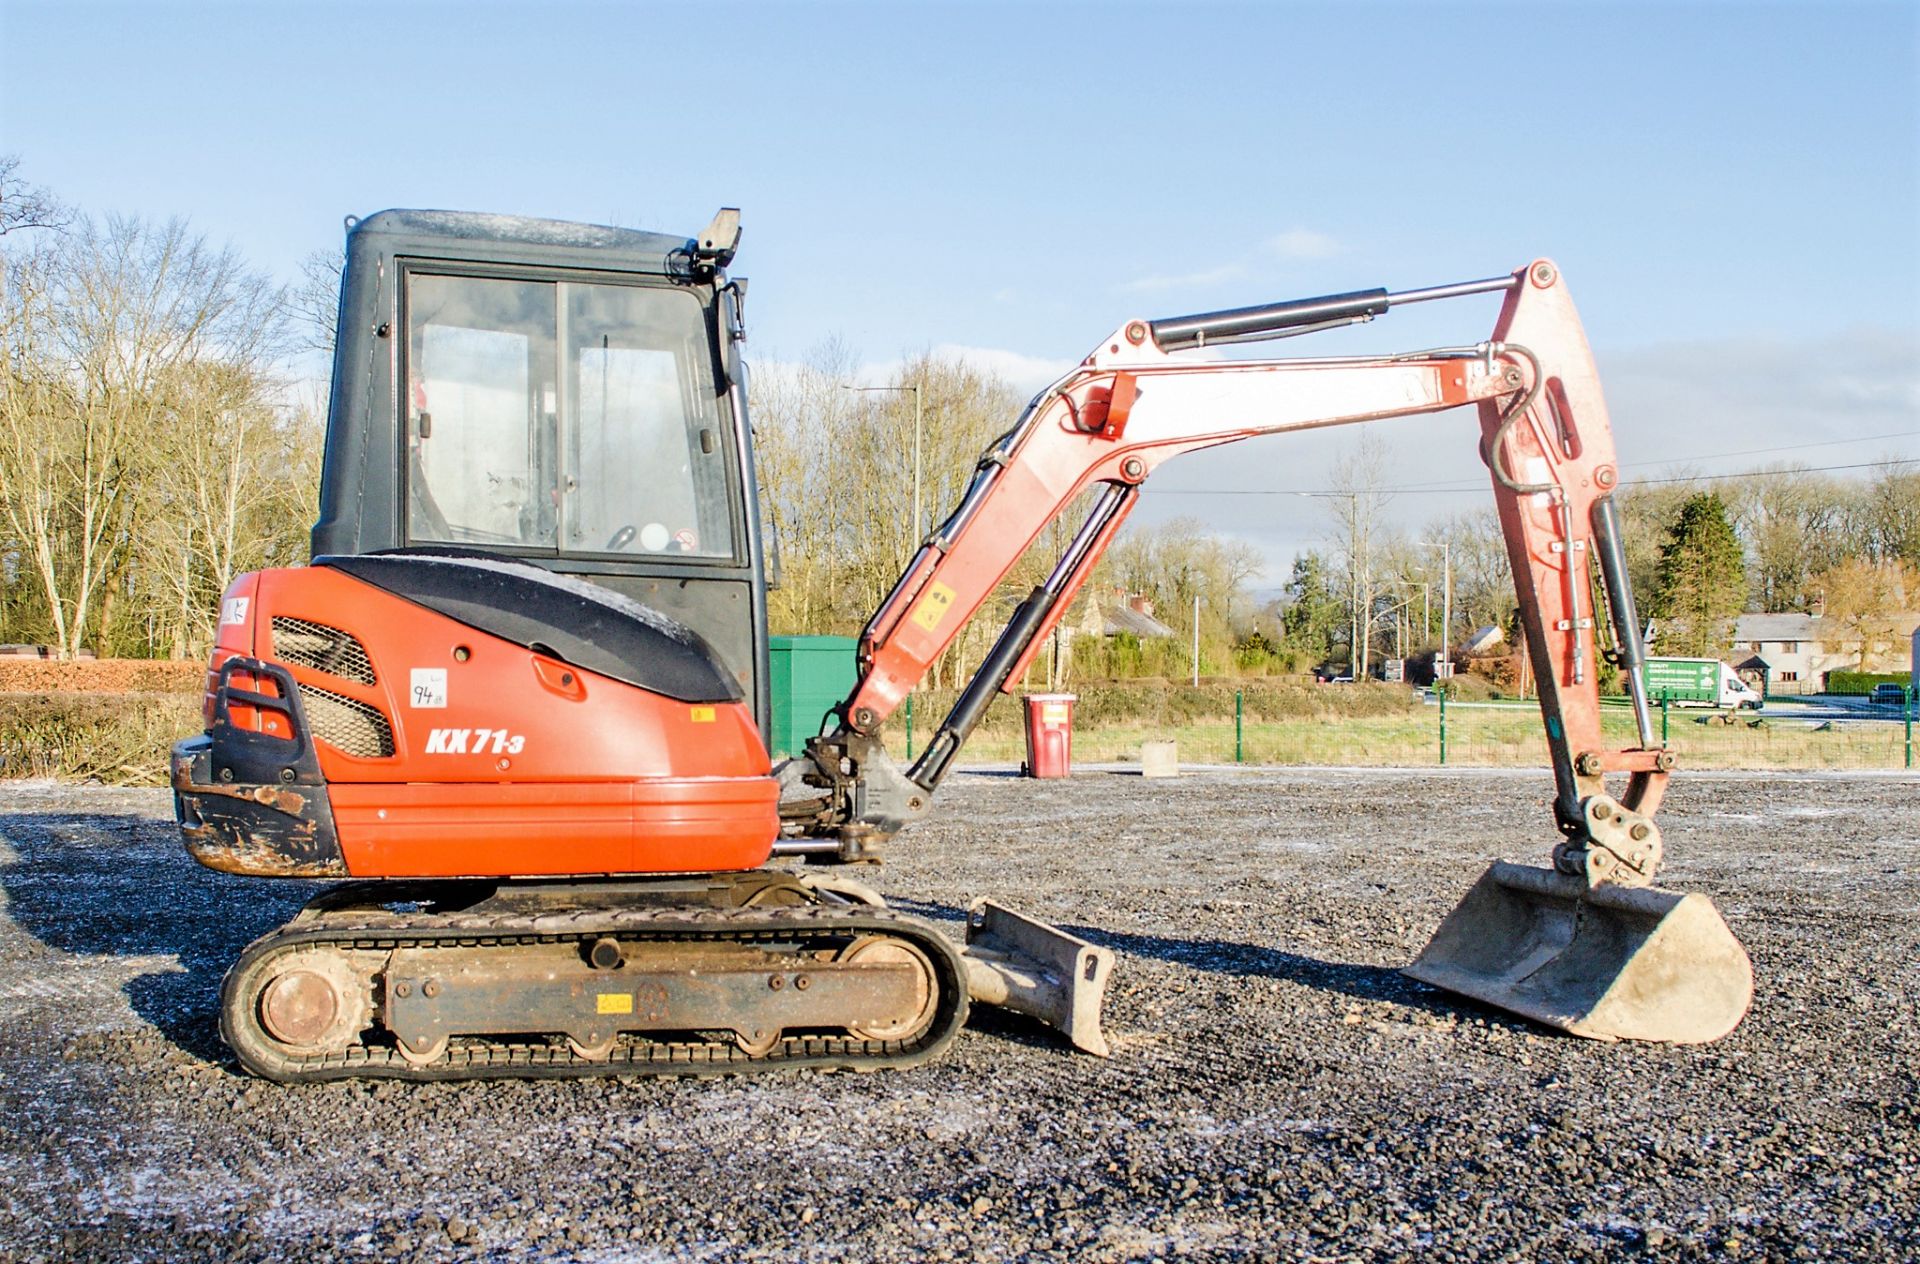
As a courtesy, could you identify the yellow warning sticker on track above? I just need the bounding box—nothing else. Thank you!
[597,993,633,1014]
[689,706,717,723]
[910,582,957,633]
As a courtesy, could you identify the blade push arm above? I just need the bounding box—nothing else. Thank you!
[783,261,1671,883]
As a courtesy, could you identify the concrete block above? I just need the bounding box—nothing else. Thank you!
[1141,740,1179,778]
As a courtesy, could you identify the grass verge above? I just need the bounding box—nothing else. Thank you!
[2,682,1910,788]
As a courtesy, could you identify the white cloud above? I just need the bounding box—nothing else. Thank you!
[1113,227,1343,298]
[1601,329,1920,470]
[1115,263,1247,295]
[934,344,1077,394]
[1264,228,1342,261]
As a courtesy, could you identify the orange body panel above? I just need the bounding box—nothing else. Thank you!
[215,565,777,879]
[328,777,776,878]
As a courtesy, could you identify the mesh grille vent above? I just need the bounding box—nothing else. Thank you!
[298,685,396,758]
[271,617,376,685]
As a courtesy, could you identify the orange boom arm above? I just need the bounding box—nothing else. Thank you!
[781,261,1669,886]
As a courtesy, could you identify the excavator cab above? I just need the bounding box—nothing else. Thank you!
[172,209,1116,1079]
[311,209,772,729]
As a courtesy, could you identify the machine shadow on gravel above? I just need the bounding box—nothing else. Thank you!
[888,895,1467,1019]
[0,811,316,1066]
[1077,924,1471,1016]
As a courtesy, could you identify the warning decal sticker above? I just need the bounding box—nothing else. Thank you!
[910,582,957,634]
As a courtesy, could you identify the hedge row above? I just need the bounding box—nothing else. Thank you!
[0,692,202,785]
[1,676,1454,787]
[8,664,1913,789]
[1825,671,1913,696]
[0,658,204,693]
[896,676,1433,734]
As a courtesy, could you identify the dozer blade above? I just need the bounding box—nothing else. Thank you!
[961,901,1116,1056]
[1404,861,1752,1044]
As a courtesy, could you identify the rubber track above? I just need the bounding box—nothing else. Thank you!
[220,900,971,1083]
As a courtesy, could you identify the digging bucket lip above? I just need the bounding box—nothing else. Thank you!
[1404,861,1754,1045]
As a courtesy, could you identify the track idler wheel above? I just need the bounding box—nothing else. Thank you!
[567,1035,617,1061]
[733,1027,783,1056]
[837,936,939,1043]
[225,946,375,1067]
[256,955,369,1053]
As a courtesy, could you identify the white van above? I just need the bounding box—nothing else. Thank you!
[1643,657,1764,710]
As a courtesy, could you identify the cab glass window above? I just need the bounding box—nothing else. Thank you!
[404,272,735,560]
[407,276,555,547]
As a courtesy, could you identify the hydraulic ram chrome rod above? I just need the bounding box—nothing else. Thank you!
[1149,273,1520,351]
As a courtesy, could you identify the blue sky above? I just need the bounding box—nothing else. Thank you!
[5,0,1915,577]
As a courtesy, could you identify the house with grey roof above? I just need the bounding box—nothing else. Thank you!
[1080,590,1177,640]
[1730,611,1919,695]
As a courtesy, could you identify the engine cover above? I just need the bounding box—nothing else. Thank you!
[173,556,777,880]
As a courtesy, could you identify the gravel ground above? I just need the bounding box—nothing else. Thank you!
[0,766,1915,1262]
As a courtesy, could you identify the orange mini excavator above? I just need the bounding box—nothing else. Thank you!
[172,209,1752,1082]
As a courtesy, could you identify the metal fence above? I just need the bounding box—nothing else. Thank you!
[1435,695,1916,772]
[882,686,1920,773]
[924,690,1920,773]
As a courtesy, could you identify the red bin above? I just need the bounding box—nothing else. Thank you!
[1022,693,1076,779]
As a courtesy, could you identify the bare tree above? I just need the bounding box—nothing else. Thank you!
[1859,460,1920,568]
[1324,431,1393,676]
[294,247,344,357]
[0,213,288,657]
[750,346,1026,688]
[134,366,321,657]
[1726,465,1852,611]
[1104,515,1264,672]
[1419,507,1514,645]
[0,155,69,236]
[1813,557,1917,671]
[749,338,862,637]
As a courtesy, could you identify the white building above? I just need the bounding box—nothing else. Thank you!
[1731,612,1920,695]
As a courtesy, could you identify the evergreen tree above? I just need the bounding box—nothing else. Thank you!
[1650,493,1748,657]
[1281,551,1344,661]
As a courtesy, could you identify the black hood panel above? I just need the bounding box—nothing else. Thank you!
[319,549,742,704]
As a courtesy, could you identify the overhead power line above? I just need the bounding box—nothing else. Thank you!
[1622,428,1917,469]
[1625,459,1915,487]
[1146,456,1919,498]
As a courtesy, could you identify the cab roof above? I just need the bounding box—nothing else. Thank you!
[347,209,695,275]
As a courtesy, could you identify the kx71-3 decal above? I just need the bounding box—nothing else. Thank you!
[423,728,527,755]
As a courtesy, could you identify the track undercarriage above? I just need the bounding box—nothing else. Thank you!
[222,873,977,1082]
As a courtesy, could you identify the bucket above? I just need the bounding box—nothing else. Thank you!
[1404,861,1752,1044]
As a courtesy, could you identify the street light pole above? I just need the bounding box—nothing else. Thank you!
[1420,538,1453,679]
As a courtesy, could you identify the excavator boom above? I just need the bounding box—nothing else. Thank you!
[780,259,1751,1044]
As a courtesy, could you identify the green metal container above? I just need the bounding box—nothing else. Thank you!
[767,636,858,758]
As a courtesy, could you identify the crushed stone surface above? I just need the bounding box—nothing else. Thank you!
[0,768,1914,1262]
